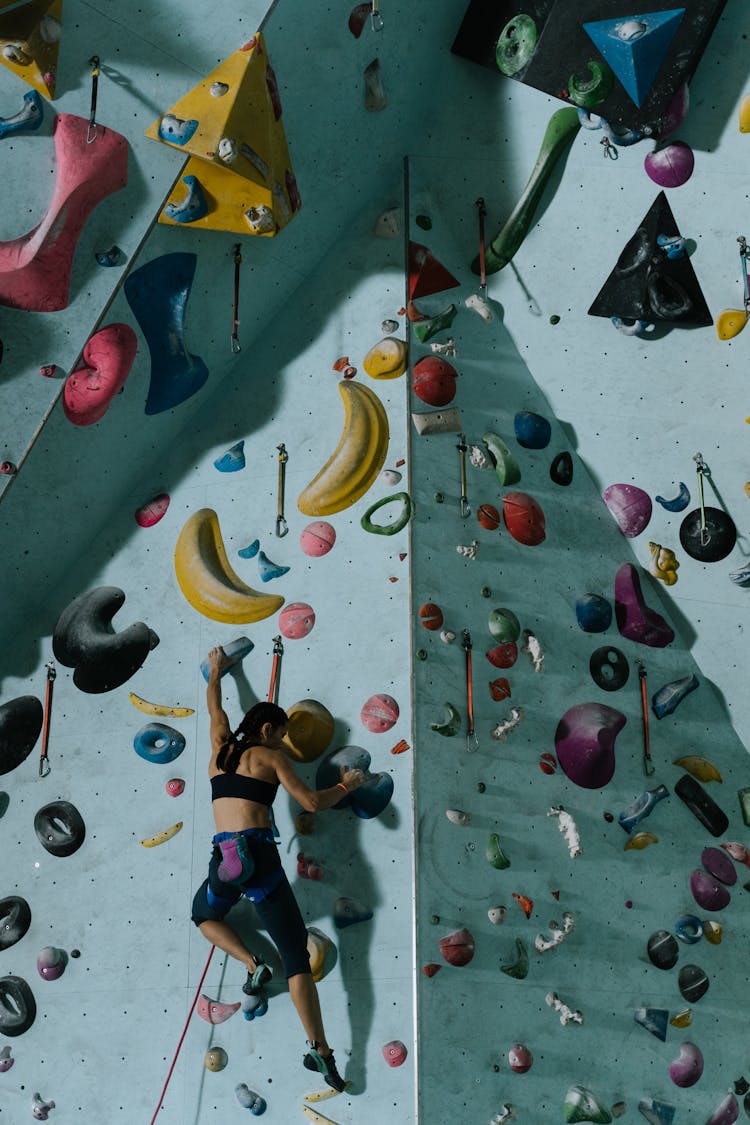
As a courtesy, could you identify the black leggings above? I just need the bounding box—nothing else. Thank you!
[191,830,310,979]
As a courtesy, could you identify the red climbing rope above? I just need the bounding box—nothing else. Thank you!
[149,944,215,1124]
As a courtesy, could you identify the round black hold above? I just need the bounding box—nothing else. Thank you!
[679,507,737,562]
[734,1076,749,1097]
[678,963,709,1003]
[0,897,31,951]
[590,646,630,692]
[0,975,36,1036]
[603,811,614,823]
[550,451,573,486]
[0,696,43,777]
[647,929,679,970]
[430,914,440,925]
[71,949,81,959]
[34,800,86,857]
[647,268,693,319]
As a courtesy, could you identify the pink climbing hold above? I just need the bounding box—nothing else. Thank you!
[197,994,241,1025]
[382,1040,408,1067]
[439,927,475,967]
[165,778,185,797]
[300,521,336,557]
[555,702,627,789]
[360,693,399,733]
[603,484,652,538]
[135,493,170,528]
[0,114,128,312]
[279,602,316,640]
[63,323,138,426]
[614,563,675,648]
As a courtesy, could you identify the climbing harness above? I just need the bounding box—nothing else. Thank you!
[476,197,487,292]
[268,635,283,704]
[275,443,289,537]
[458,434,470,517]
[693,451,709,547]
[86,56,100,143]
[462,629,479,752]
[371,0,384,31]
[231,243,242,353]
[149,944,215,1125]
[39,661,55,778]
[636,660,654,776]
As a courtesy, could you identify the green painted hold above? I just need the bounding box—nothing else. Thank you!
[500,938,528,979]
[413,303,458,344]
[488,608,521,644]
[567,59,614,109]
[483,432,521,487]
[486,832,510,869]
[496,13,538,76]
[415,214,432,231]
[430,703,461,737]
[564,1085,613,1124]
[472,108,580,275]
[361,491,412,536]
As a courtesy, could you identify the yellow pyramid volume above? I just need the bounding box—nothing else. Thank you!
[0,0,63,99]
[145,32,300,236]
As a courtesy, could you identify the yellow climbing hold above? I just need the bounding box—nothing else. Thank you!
[140,821,183,848]
[717,308,748,340]
[174,508,284,624]
[128,692,195,718]
[0,0,62,99]
[307,926,333,983]
[283,699,335,763]
[648,542,679,586]
[740,93,750,133]
[363,336,408,379]
[624,831,658,851]
[301,1105,343,1125]
[673,755,723,783]
[670,1008,693,1028]
[703,920,722,944]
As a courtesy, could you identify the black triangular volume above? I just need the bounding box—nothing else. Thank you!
[588,191,712,327]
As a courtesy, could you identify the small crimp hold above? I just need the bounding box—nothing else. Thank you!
[535,910,575,954]
[456,539,479,559]
[548,806,583,858]
[465,293,494,322]
[491,706,525,742]
[31,1092,56,1120]
[522,628,544,672]
[430,336,457,357]
[546,991,584,1025]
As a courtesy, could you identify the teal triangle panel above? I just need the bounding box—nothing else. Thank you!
[583,9,685,106]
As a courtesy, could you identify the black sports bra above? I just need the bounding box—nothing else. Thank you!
[210,772,279,806]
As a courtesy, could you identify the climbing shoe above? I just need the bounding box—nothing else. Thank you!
[303,1045,347,1092]
[242,959,272,996]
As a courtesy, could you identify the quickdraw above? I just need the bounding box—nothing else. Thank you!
[231,243,242,353]
[693,451,709,547]
[476,197,487,292]
[276,443,289,537]
[457,433,470,519]
[462,629,479,752]
[87,55,100,143]
[39,661,55,777]
[636,660,654,776]
[268,635,284,704]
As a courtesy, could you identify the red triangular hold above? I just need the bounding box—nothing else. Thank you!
[408,241,461,300]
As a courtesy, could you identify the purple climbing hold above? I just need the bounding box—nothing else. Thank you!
[669,1041,704,1087]
[690,869,731,912]
[555,702,627,789]
[701,846,737,886]
[705,1093,739,1125]
[36,946,67,981]
[614,563,675,647]
[603,483,652,538]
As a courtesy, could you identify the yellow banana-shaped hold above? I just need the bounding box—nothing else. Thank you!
[673,755,723,783]
[174,508,284,624]
[297,380,389,516]
[140,821,183,848]
[129,692,195,718]
[303,1088,344,1103]
[302,1105,343,1125]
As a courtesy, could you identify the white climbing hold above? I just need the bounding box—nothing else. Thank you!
[430,336,457,357]
[488,906,507,925]
[535,911,576,954]
[522,628,544,672]
[469,444,491,469]
[440,629,457,644]
[446,808,471,826]
[546,991,584,1026]
[456,539,480,559]
[465,293,494,322]
[547,806,583,858]
[489,1106,517,1124]
[491,706,525,742]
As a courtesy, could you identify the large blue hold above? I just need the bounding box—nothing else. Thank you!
[583,10,685,108]
[200,636,254,682]
[315,745,393,820]
[124,253,209,415]
[576,593,612,633]
[134,723,186,764]
[514,410,551,449]
[618,784,669,832]
[652,673,698,718]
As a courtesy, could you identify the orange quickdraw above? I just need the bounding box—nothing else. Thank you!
[637,660,654,776]
[462,630,479,752]
[268,635,283,704]
[39,661,55,777]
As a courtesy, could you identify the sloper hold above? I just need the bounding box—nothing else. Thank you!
[555,702,627,789]
[124,252,209,414]
[0,695,43,775]
[583,10,686,109]
[408,241,460,300]
[0,0,62,99]
[0,975,36,1036]
[614,563,675,647]
[34,799,85,856]
[53,586,159,692]
[675,773,728,837]
[63,323,138,426]
[333,896,373,929]
[589,192,712,327]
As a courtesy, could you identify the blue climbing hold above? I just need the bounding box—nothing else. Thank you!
[652,673,698,719]
[95,245,123,268]
[124,253,209,415]
[576,593,612,633]
[214,440,246,473]
[0,90,43,140]
[164,175,208,224]
[638,1098,676,1125]
[238,539,260,559]
[200,636,254,682]
[334,896,373,929]
[158,113,199,145]
[514,410,551,449]
[583,11,685,108]
[618,784,669,832]
[634,1006,669,1041]
[257,551,290,582]
[133,723,186,765]
[674,914,703,943]
[655,482,690,512]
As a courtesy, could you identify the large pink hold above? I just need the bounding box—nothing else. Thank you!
[197,994,241,1025]
[555,702,627,789]
[279,602,315,640]
[360,693,399,733]
[669,1041,703,1087]
[0,114,129,312]
[300,521,336,557]
[645,141,695,188]
[614,563,674,648]
[63,323,138,425]
[439,927,475,967]
[135,493,170,528]
[603,484,652,538]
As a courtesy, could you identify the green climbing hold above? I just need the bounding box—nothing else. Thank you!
[434,492,445,504]
[500,938,528,980]
[496,13,538,76]
[483,432,521,487]
[564,1085,613,1124]
[567,60,614,109]
[486,833,510,869]
[430,703,462,737]
[361,491,412,536]
[413,303,458,344]
[416,649,428,661]
[488,608,521,644]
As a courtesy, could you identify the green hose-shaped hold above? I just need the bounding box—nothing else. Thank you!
[473,107,580,276]
[361,491,413,536]
[486,832,511,870]
[495,14,537,76]
[567,60,614,109]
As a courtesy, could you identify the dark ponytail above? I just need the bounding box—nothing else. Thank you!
[216,702,288,773]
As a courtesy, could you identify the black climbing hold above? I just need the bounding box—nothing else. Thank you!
[0,975,36,1036]
[476,782,486,794]
[0,897,31,951]
[674,774,729,838]
[34,800,86,857]
[603,811,614,823]
[679,507,737,563]
[430,914,440,925]
[590,646,629,692]
[0,696,43,776]
[678,963,709,1003]
[70,949,81,959]
[647,929,679,970]
[550,451,573,486]
[0,792,8,818]
[52,586,159,693]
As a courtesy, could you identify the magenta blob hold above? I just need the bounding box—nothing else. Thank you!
[603,483,652,538]
[690,869,731,912]
[36,946,67,981]
[555,702,627,789]
[659,84,690,139]
[166,778,185,797]
[705,1092,740,1125]
[645,141,695,188]
[701,846,736,886]
[614,563,675,648]
[669,1041,704,1087]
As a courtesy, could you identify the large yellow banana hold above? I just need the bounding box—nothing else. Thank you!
[174,508,284,624]
[297,380,389,516]
[129,692,195,718]
[301,1105,343,1125]
[140,821,183,847]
